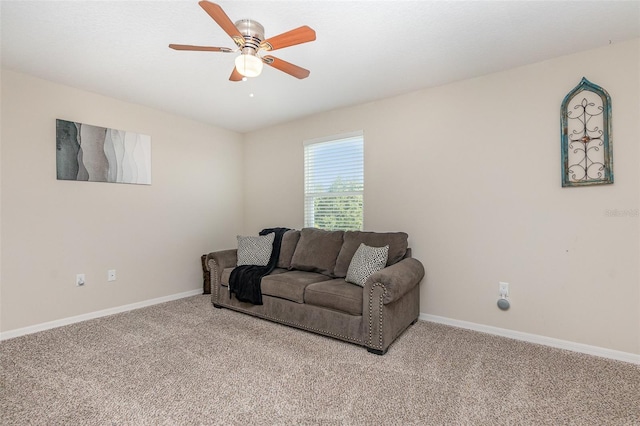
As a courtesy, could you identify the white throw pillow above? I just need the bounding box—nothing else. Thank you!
[346,243,389,286]
[236,233,275,266]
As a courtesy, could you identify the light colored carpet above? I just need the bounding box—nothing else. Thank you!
[1,295,639,425]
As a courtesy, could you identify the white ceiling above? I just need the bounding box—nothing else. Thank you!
[2,1,639,133]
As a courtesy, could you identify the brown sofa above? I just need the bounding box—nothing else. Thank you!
[205,228,425,354]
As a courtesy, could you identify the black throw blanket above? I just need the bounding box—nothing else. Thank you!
[228,227,290,305]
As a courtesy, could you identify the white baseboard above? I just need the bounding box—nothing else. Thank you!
[420,313,640,365]
[0,289,203,341]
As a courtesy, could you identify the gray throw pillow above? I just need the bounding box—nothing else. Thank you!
[346,243,389,286]
[237,233,275,266]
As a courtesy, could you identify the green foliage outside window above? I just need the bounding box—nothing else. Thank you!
[311,177,363,231]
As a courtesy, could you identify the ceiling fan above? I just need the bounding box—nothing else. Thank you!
[169,1,316,81]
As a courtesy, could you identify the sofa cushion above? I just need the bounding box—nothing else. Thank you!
[261,270,330,303]
[334,231,408,277]
[236,233,275,266]
[221,267,288,286]
[290,228,344,276]
[346,243,389,286]
[277,230,301,269]
[304,279,363,316]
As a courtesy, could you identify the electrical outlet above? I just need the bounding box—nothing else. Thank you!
[76,274,85,287]
[499,282,509,297]
[107,269,116,282]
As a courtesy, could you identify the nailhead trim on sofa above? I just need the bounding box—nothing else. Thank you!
[367,282,387,350]
[211,260,221,302]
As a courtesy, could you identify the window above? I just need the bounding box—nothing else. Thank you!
[304,132,364,231]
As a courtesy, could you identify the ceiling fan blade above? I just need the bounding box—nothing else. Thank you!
[169,44,233,52]
[262,55,310,79]
[229,67,244,82]
[260,26,316,51]
[198,1,245,48]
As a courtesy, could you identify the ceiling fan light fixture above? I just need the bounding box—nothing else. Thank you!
[235,53,263,77]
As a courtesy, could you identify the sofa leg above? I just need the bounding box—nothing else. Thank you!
[213,303,223,309]
[411,317,418,325]
[367,347,388,355]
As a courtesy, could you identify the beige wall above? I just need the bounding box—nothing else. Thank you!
[243,39,640,355]
[1,70,244,332]
[2,40,638,355]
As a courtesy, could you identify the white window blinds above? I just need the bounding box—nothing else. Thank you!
[304,132,364,231]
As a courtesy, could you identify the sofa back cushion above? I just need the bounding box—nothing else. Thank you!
[333,231,408,277]
[277,230,301,269]
[290,228,344,276]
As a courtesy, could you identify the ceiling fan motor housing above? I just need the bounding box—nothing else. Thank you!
[235,19,264,55]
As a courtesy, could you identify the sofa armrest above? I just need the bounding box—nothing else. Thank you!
[206,249,237,284]
[206,249,237,269]
[365,258,425,304]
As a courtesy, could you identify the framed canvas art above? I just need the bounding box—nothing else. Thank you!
[56,119,151,185]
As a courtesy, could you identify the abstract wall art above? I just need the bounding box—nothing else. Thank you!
[56,119,151,185]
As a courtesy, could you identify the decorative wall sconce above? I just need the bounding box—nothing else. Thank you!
[560,77,613,187]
